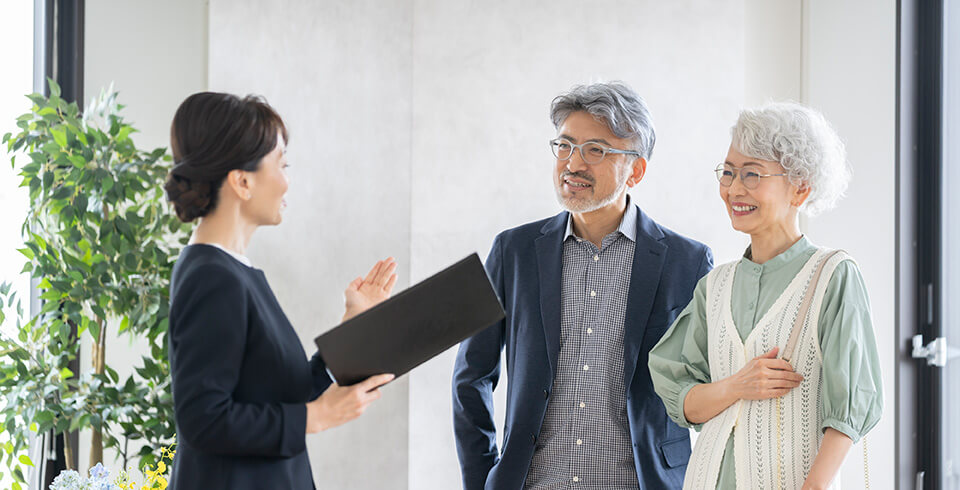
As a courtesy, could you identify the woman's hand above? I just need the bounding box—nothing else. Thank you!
[342,258,398,322]
[683,347,804,424]
[724,347,804,400]
[305,373,395,433]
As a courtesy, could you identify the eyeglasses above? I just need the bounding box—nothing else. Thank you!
[715,163,788,189]
[550,138,640,165]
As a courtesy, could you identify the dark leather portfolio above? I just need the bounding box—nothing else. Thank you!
[314,253,505,386]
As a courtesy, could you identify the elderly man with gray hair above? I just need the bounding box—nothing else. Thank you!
[452,81,713,490]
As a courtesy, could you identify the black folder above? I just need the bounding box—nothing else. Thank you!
[314,253,505,386]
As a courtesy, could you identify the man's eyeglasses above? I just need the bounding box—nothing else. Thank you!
[550,138,640,165]
[715,163,788,189]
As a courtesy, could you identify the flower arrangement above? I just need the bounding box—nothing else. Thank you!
[49,443,174,490]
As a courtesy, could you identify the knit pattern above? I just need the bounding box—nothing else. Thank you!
[684,249,848,489]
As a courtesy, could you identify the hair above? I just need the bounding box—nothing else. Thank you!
[731,102,850,215]
[550,81,656,160]
[164,92,288,222]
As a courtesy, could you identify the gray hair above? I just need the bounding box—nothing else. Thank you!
[550,81,656,160]
[732,102,851,215]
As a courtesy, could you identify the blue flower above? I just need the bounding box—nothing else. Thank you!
[89,462,109,480]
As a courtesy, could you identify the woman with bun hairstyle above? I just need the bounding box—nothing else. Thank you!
[164,92,396,489]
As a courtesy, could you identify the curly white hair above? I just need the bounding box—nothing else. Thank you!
[731,102,851,215]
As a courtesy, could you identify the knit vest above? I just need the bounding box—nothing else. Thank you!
[683,249,849,490]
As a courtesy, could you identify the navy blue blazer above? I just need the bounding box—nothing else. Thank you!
[168,245,332,489]
[452,206,712,490]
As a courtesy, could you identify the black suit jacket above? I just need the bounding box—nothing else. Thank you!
[167,245,332,489]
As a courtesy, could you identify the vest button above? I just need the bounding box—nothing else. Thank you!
[543,389,549,399]
[531,434,537,443]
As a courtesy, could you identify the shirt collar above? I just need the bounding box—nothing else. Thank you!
[741,235,816,272]
[206,243,254,268]
[563,195,638,243]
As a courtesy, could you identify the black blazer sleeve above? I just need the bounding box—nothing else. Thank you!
[309,351,333,399]
[169,263,307,458]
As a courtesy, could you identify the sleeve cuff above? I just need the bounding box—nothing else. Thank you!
[821,418,862,444]
[279,402,308,457]
[677,381,704,430]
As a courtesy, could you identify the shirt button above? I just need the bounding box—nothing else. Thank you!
[590,290,597,297]
[573,476,580,483]
[576,439,583,445]
[583,365,589,371]
[593,255,599,261]
[579,402,586,408]
[748,302,755,309]
[587,328,593,334]
[754,266,761,273]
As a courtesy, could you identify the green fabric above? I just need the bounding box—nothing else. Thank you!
[648,236,883,489]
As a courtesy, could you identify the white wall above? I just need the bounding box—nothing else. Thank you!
[0,0,35,329]
[82,0,208,477]
[802,0,897,487]
[207,1,414,488]
[407,1,754,487]
[206,2,755,488]
[77,1,899,488]
[1,3,37,489]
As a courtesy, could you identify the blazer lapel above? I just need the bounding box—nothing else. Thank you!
[534,212,567,377]
[622,207,667,390]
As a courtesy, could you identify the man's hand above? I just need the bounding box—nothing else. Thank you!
[342,257,398,321]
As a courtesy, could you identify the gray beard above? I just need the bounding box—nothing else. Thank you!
[555,169,630,213]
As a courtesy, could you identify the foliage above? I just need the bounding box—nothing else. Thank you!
[0,79,190,488]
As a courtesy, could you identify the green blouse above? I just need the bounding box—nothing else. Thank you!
[648,236,883,488]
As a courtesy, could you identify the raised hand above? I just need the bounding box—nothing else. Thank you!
[342,257,398,322]
[725,347,804,400]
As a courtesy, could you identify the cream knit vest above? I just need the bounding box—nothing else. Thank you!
[683,249,849,490]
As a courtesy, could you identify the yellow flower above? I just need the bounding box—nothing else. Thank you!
[157,461,166,473]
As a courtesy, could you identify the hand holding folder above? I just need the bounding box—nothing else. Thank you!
[315,253,505,386]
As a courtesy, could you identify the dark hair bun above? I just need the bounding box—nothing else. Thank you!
[164,173,214,222]
[165,92,287,223]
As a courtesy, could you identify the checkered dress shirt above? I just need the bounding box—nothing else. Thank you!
[523,204,640,490]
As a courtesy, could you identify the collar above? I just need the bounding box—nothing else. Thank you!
[563,194,638,243]
[205,243,254,268]
[741,235,816,272]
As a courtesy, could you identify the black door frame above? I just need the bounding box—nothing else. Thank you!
[898,0,946,488]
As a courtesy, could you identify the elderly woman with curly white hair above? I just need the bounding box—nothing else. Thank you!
[648,102,882,490]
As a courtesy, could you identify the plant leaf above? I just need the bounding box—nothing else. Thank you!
[50,127,67,148]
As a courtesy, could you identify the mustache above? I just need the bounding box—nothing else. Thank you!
[561,171,595,184]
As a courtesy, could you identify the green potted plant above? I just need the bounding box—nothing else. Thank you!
[0,79,190,488]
